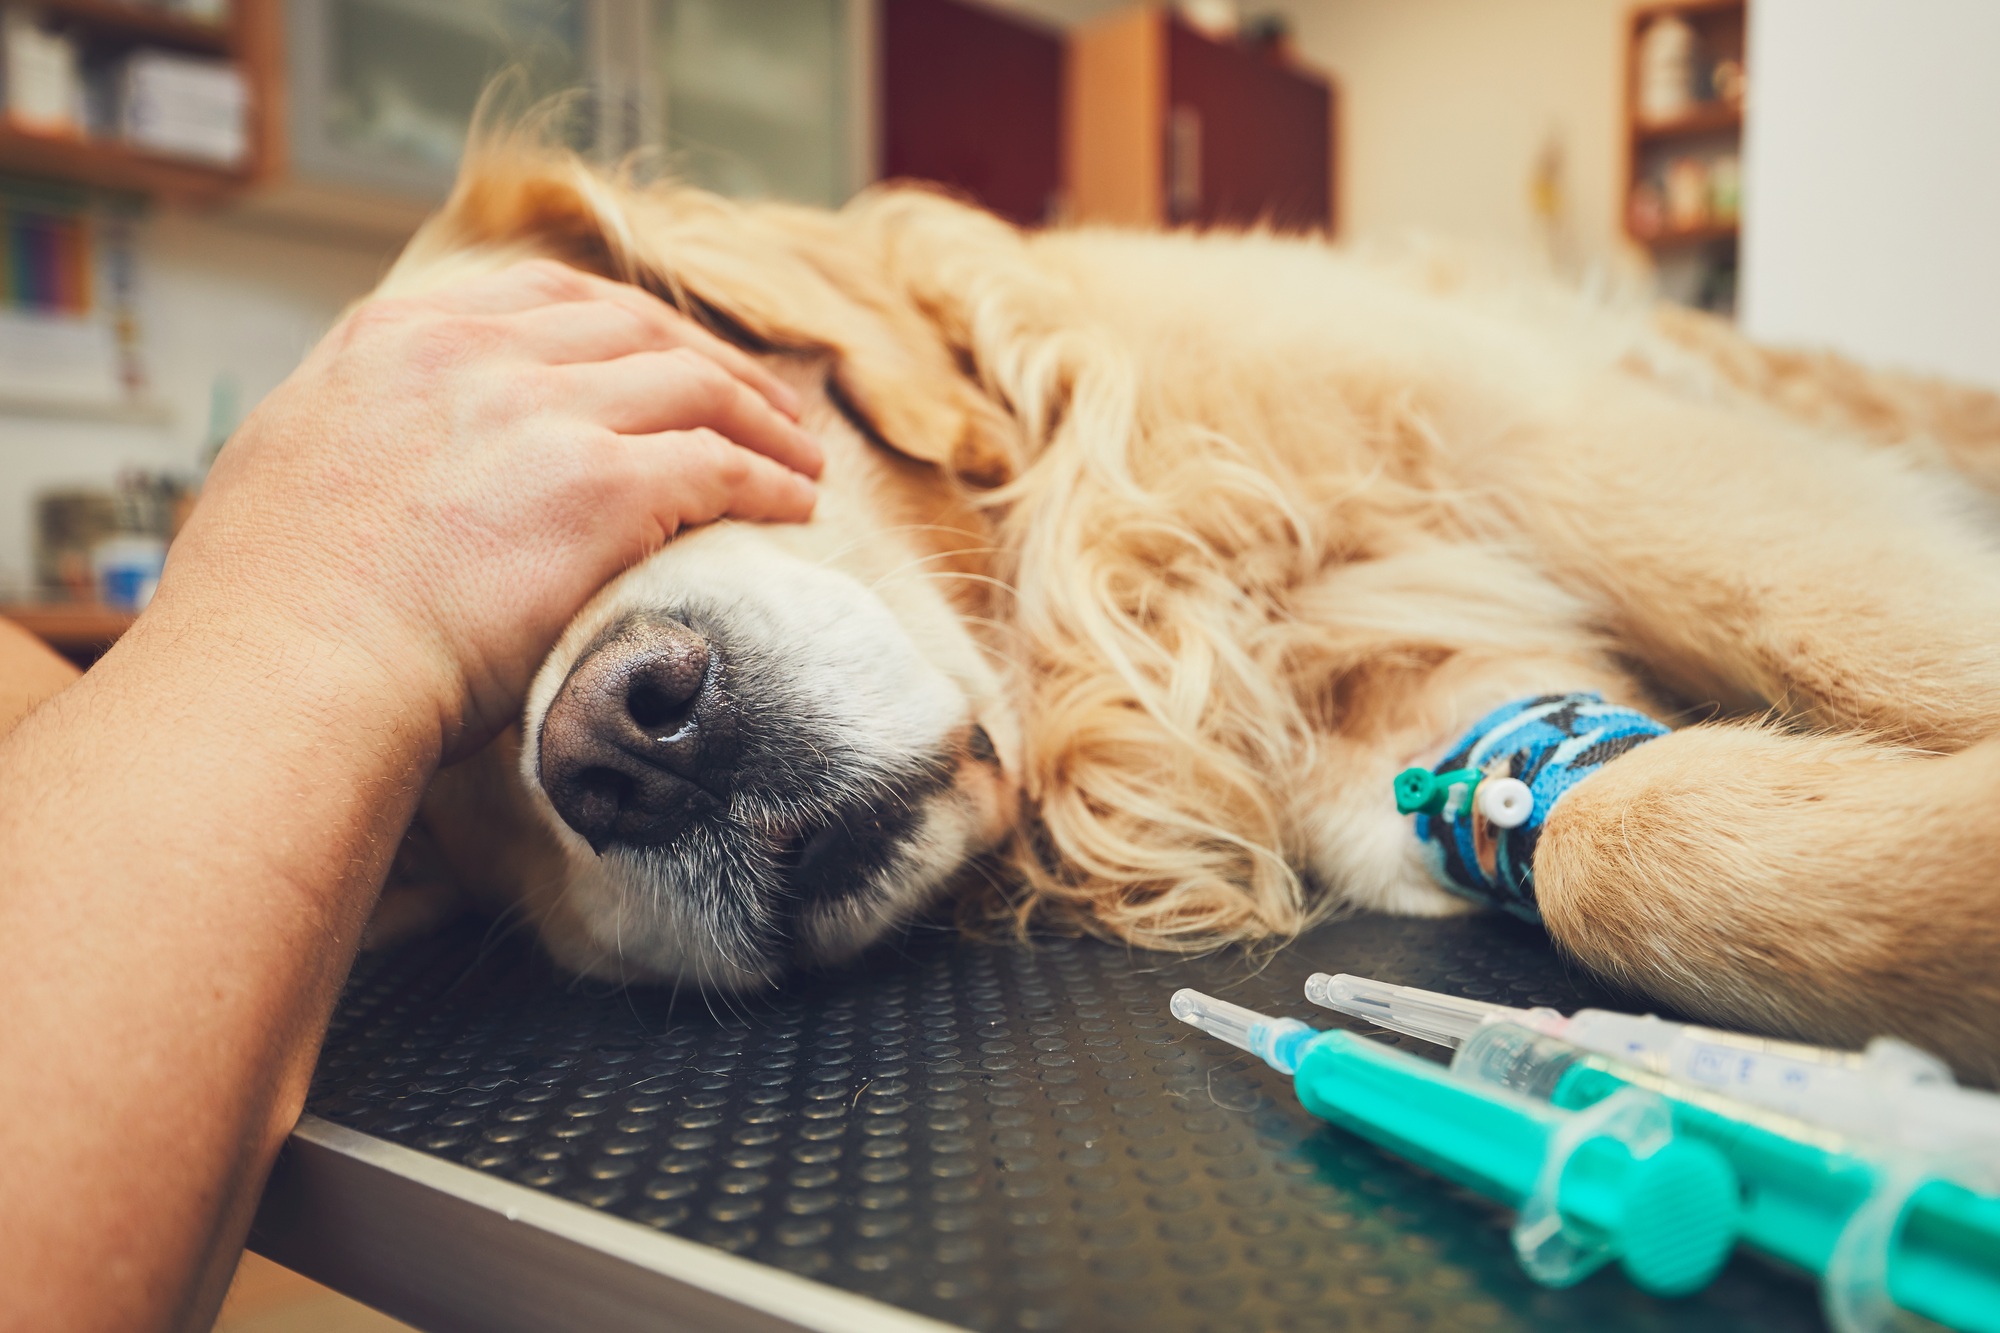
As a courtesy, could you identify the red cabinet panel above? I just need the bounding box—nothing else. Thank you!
[1166,21,1331,230]
[1068,9,1335,233]
[880,0,1064,226]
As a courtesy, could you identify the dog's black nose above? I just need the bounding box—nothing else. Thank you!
[537,616,736,850]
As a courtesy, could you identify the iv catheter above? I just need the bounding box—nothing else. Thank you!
[1303,972,2000,1175]
[1169,988,1742,1297]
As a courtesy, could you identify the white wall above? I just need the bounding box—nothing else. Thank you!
[0,216,395,591]
[1287,0,1640,273]
[996,0,1648,277]
[1740,0,2000,389]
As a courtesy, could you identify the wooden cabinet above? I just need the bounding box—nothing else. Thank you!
[279,0,587,202]
[256,0,862,231]
[1067,6,1333,232]
[1623,0,1745,248]
[880,0,1062,227]
[0,0,279,204]
[654,0,854,209]
[0,0,868,232]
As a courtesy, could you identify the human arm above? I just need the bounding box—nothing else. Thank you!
[0,617,79,736]
[0,259,820,1331]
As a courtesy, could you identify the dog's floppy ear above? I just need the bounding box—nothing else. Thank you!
[393,144,1021,487]
[621,197,1024,487]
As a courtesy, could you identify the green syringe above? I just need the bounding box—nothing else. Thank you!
[1305,974,2000,1332]
[1452,1018,2000,1333]
[1170,988,1742,1298]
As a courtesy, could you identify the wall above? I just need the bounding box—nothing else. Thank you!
[1286,0,1639,273]
[1740,0,2000,390]
[0,215,395,592]
[1000,0,1645,277]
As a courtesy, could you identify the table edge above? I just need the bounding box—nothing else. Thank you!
[249,1114,969,1333]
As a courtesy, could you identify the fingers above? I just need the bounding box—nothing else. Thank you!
[435,260,802,419]
[558,348,824,479]
[622,428,819,534]
[508,295,800,416]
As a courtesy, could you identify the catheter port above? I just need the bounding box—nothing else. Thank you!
[1476,777,1533,828]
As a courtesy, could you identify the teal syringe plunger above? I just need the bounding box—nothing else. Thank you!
[1170,988,1741,1297]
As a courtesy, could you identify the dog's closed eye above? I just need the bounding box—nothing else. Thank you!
[968,724,998,765]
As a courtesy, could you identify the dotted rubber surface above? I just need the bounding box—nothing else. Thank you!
[311,913,1829,1332]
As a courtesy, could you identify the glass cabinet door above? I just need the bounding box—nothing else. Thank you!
[290,0,586,197]
[651,0,851,207]
[283,0,859,206]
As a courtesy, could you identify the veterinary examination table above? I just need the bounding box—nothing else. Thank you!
[252,915,1831,1332]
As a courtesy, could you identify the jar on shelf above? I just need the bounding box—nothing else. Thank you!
[1638,15,1695,124]
[1665,156,1710,232]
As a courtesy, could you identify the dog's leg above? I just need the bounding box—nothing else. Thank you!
[1295,658,1640,921]
[1534,722,2000,1079]
[1482,385,2000,1072]
[1497,382,2000,749]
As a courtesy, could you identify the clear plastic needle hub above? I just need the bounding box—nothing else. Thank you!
[1304,972,1528,1047]
[1170,988,1314,1074]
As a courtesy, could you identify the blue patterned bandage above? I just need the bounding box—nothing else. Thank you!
[1409,693,1670,922]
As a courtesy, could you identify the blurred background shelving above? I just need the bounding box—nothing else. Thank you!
[1,0,1345,240]
[1623,0,1744,312]
[0,0,1349,624]
[0,0,271,200]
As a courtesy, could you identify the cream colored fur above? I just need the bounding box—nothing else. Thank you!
[385,142,2000,1078]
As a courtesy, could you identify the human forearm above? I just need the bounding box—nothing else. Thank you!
[0,598,435,1332]
[0,259,821,1330]
[0,617,80,737]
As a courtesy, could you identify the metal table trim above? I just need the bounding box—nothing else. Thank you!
[250,1114,968,1333]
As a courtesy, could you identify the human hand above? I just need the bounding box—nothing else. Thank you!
[154,258,821,756]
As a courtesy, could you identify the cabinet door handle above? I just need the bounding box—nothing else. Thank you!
[1167,104,1202,223]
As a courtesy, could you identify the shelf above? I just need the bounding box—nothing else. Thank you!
[1630,0,1749,21]
[33,0,235,53]
[1634,101,1742,140]
[0,125,248,201]
[0,390,172,425]
[1635,220,1740,248]
[0,601,136,654]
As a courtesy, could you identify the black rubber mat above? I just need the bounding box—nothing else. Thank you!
[311,912,1829,1332]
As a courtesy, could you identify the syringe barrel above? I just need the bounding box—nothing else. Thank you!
[1293,1029,1739,1297]
[1452,1019,1586,1104]
[1295,1027,1559,1206]
[1567,1007,1865,1085]
[1562,1011,1967,1146]
[1456,1021,2000,1333]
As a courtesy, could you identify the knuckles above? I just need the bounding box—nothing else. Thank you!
[340,301,506,384]
[662,348,732,412]
[507,257,595,301]
[600,294,675,346]
[683,428,753,486]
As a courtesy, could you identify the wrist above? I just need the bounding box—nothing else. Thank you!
[120,572,455,777]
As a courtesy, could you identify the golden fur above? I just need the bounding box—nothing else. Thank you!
[384,141,2000,1077]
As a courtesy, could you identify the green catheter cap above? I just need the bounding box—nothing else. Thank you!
[1393,766,1483,816]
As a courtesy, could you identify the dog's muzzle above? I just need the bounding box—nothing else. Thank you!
[536,615,740,852]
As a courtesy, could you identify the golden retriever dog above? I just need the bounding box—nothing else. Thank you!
[375,141,2000,1078]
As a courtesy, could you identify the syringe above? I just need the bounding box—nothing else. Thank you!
[1304,972,2000,1175]
[1170,988,1742,1297]
[1449,1018,2000,1333]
